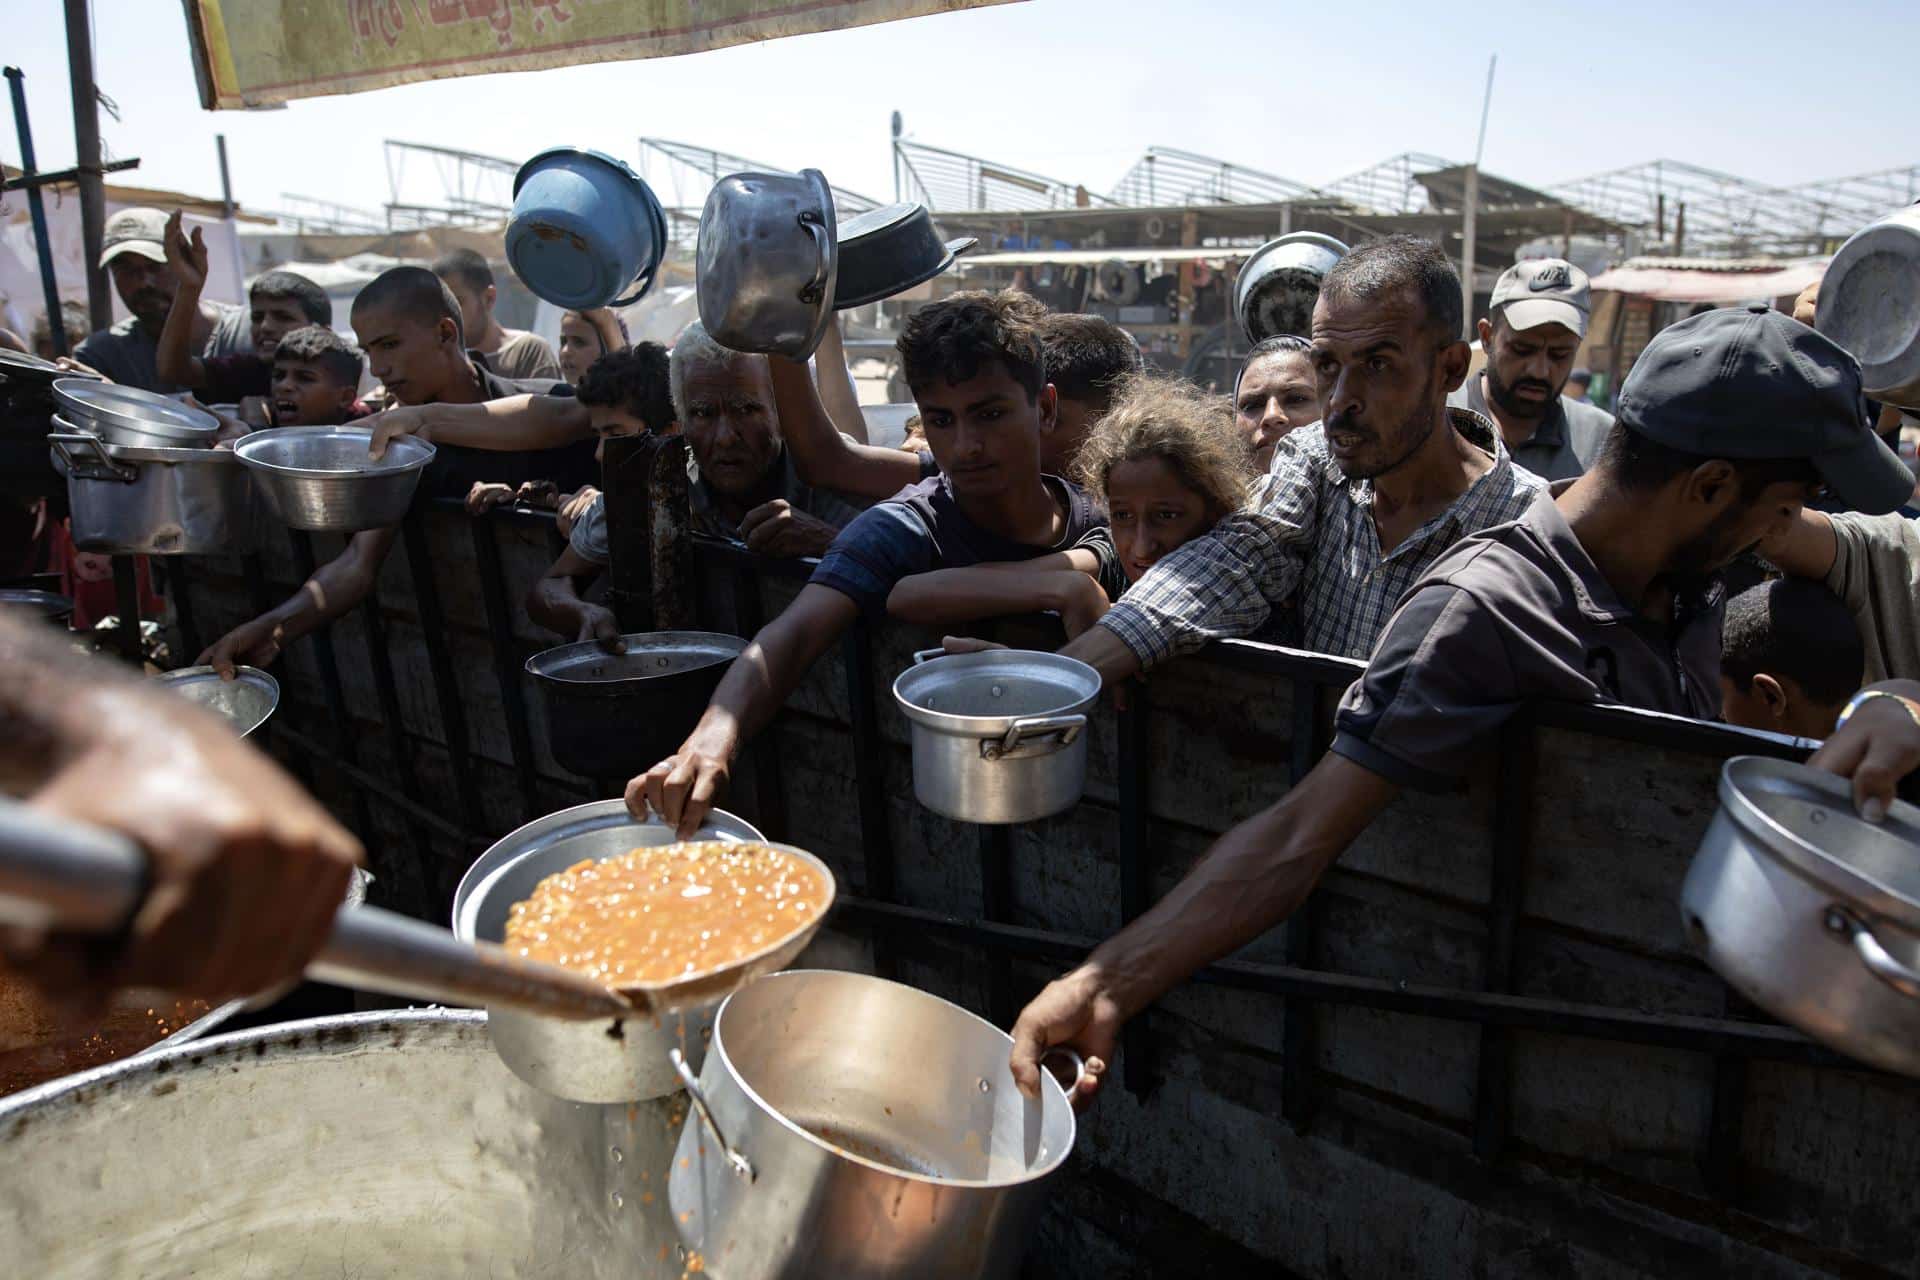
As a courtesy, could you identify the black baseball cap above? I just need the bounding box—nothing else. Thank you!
[1615,305,1911,515]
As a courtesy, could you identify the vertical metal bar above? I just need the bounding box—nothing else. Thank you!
[1281,677,1323,1131]
[167,559,201,668]
[61,0,110,332]
[357,593,436,918]
[979,824,1015,1029]
[1703,989,1753,1202]
[469,518,539,826]
[289,530,373,846]
[1473,714,1535,1162]
[109,557,140,660]
[402,512,485,899]
[3,68,70,358]
[732,567,788,838]
[840,618,897,983]
[1117,682,1158,1099]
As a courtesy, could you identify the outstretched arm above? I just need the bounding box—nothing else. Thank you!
[526,545,618,648]
[197,527,401,676]
[814,320,869,444]
[888,552,1110,638]
[366,394,591,459]
[154,210,211,391]
[626,584,859,835]
[768,355,923,501]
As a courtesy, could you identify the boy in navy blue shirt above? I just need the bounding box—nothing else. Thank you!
[629,290,1118,834]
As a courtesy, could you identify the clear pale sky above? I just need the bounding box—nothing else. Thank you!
[3,0,1913,217]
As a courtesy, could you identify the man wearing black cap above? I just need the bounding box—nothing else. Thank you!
[1450,258,1614,480]
[1003,305,1915,1106]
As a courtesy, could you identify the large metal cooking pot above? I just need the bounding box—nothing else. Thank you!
[451,801,774,1103]
[52,377,218,449]
[1235,231,1350,343]
[697,169,838,361]
[235,425,435,531]
[1680,755,1920,1077]
[893,648,1100,824]
[0,1011,689,1278]
[50,427,256,555]
[526,630,747,779]
[152,664,280,736]
[670,969,1081,1279]
[1817,201,1920,409]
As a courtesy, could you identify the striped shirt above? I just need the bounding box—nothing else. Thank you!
[1097,408,1548,665]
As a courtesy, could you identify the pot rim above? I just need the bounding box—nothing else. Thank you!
[52,378,219,444]
[234,426,435,480]
[892,650,1100,736]
[523,630,747,690]
[709,968,1077,1189]
[1717,755,1920,926]
[151,664,281,737]
[51,421,242,465]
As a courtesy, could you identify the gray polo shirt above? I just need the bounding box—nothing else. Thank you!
[1333,480,1723,791]
[1448,374,1613,481]
[73,303,250,394]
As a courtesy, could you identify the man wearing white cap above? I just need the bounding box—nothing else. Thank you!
[1449,257,1615,480]
[72,207,251,392]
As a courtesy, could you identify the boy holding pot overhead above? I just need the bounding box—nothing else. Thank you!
[628,290,1121,835]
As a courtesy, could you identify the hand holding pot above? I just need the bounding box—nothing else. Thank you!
[740,499,838,558]
[365,406,432,461]
[198,614,287,679]
[1809,681,1920,822]
[626,744,732,839]
[1009,966,1115,1109]
[555,485,599,538]
[576,604,623,652]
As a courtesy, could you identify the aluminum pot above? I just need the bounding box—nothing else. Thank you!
[52,377,218,449]
[0,1010,688,1278]
[1680,755,1920,1077]
[1235,231,1350,343]
[526,630,746,779]
[235,425,435,531]
[1816,201,1920,409]
[893,648,1100,824]
[50,427,256,555]
[670,970,1081,1279]
[833,202,977,310]
[451,801,769,1103]
[151,664,280,736]
[697,169,837,361]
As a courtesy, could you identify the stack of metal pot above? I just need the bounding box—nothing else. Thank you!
[48,379,256,555]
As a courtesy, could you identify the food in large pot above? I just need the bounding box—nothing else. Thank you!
[50,426,256,555]
[0,1011,689,1278]
[893,648,1101,824]
[671,969,1081,1279]
[525,631,746,779]
[1681,755,1920,1076]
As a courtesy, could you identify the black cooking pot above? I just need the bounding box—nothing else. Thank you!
[525,631,747,779]
[833,202,977,310]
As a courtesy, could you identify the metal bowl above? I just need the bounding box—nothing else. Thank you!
[1235,231,1350,343]
[235,426,435,532]
[152,664,281,737]
[52,378,218,449]
[451,801,769,1102]
[525,631,747,778]
[0,588,73,625]
[833,201,976,309]
[696,168,838,361]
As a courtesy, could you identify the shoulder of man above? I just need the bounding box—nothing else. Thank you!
[1561,396,1614,462]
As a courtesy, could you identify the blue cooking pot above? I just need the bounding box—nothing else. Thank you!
[507,148,668,310]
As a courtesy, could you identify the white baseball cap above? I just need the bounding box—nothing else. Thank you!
[99,207,170,268]
[1491,258,1591,338]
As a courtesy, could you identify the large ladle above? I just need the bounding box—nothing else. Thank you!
[0,799,632,1023]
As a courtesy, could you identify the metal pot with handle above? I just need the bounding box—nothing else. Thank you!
[51,427,256,555]
[696,169,838,361]
[669,969,1083,1279]
[1680,755,1920,1077]
[893,648,1100,824]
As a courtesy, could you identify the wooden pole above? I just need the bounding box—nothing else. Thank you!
[1461,55,1497,338]
[63,0,110,332]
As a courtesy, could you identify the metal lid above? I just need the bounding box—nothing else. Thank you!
[233,426,434,477]
[50,418,242,467]
[0,349,98,385]
[1815,204,1920,408]
[524,631,746,694]
[52,379,218,445]
[1718,755,1920,925]
[151,665,281,737]
[892,649,1101,735]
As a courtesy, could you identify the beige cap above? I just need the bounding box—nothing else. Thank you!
[99,207,170,268]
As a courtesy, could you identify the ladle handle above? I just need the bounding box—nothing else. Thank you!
[0,798,146,932]
[671,1047,755,1181]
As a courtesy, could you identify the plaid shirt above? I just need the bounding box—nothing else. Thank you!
[1098,408,1548,665]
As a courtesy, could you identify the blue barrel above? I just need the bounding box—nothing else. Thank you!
[507,148,667,310]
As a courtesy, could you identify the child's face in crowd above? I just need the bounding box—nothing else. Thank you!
[1718,672,1842,742]
[915,363,1054,504]
[353,304,457,405]
[1236,351,1320,473]
[249,295,312,359]
[1105,456,1216,582]
[1040,393,1094,475]
[271,358,358,426]
[558,313,602,385]
[588,404,665,463]
[681,358,780,497]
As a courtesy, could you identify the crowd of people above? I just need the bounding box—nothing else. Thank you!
[5,206,1920,1100]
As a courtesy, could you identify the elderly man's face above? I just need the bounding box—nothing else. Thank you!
[681,357,781,496]
[1310,287,1466,479]
[108,255,178,329]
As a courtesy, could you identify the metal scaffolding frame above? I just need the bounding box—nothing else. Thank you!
[638,136,881,214]
[259,193,389,235]
[382,139,517,228]
[1790,164,1920,236]
[1318,152,1458,215]
[1107,146,1327,207]
[1549,158,1878,257]
[892,138,1113,213]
